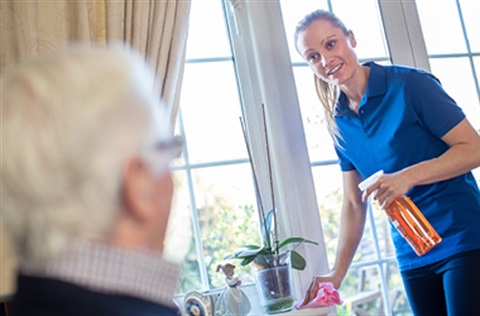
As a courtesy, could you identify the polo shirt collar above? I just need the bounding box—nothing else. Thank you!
[364,61,386,98]
[334,61,386,117]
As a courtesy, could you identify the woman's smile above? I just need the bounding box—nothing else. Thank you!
[327,63,344,76]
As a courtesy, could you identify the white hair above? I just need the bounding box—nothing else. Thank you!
[1,44,170,264]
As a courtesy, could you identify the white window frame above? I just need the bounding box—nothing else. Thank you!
[224,0,330,299]
[378,0,430,70]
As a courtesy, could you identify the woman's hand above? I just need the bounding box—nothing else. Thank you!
[301,272,342,306]
[361,171,412,209]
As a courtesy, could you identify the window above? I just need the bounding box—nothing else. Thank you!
[415,0,480,183]
[170,0,261,294]
[168,0,479,315]
[416,0,479,129]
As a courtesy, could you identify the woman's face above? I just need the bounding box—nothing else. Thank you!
[296,19,359,86]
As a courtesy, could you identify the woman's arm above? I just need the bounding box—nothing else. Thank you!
[364,118,480,208]
[405,118,480,185]
[302,170,367,303]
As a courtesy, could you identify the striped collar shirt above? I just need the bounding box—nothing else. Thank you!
[20,241,181,308]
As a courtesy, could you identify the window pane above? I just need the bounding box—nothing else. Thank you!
[370,203,396,259]
[475,56,480,87]
[416,0,468,54]
[459,0,480,52]
[192,165,261,288]
[340,265,383,315]
[385,262,413,315]
[311,164,342,269]
[429,57,480,129]
[171,170,202,294]
[180,61,247,164]
[279,0,330,64]
[293,67,338,162]
[331,0,389,60]
[354,221,378,265]
[186,0,231,59]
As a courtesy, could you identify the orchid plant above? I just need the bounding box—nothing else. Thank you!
[224,105,318,270]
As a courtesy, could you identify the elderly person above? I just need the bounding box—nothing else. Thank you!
[1,45,183,315]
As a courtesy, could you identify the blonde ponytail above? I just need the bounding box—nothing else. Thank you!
[314,76,342,145]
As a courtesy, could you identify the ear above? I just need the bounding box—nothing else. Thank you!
[121,157,154,223]
[348,30,357,48]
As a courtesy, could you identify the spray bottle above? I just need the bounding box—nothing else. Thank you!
[358,170,442,256]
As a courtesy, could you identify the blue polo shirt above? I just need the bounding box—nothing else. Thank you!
[334,62,480,271]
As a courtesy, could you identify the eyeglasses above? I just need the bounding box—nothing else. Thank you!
[143,135,184,172]
[152,135,184,159]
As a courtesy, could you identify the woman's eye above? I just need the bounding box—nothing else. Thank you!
[308,53,319,63]
[326,41,336,49]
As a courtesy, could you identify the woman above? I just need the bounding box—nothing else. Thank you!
[295,9,480,315]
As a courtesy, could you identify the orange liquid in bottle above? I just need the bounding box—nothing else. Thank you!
[386,197,442,256]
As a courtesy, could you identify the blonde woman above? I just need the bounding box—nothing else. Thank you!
[1,45,183,315]
[295,9,480,316]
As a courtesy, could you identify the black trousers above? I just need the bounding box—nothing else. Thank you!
[401,249,480,316]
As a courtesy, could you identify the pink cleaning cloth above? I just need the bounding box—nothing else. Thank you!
[294,282,343,310]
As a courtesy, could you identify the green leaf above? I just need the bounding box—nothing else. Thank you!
[240,256,256,266]
[265,209,275,234]
[290,250,307,270]
[253,254,268,268]
[236,244,264,250]
[260,209,276,249]
[223,245,263,260]
[278,237,318,249]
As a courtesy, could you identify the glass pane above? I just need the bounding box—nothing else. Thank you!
[339,265,383,316]
[186,0,231,59]
[354,219,378,264]
[171,170,202,294]
[180,61,248,164]
[429,57,480,129]
[416,0,467,55]
[311,164,342,268]
[459,0,480,52]
[293,67,338,162]
[279,0,330,64]
[473,168,480,186]
[192,164,261,289]
[331,0,389,60]
[385,262,413,315]
[475,56,480,92]
[370,201,396,258]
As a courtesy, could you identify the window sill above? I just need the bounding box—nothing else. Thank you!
[277,306,331,316]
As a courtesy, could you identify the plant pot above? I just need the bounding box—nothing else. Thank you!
[254,253,294,314]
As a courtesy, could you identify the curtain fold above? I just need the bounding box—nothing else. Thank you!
[0,0,191,298]
[1,0,190,124]
[103,0,191,125]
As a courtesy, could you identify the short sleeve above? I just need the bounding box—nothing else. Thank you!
[334,144,356,171]
[406,70,465,138]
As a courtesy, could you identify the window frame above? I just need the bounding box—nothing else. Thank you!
[224,0,331,299]
[176,0,479,314]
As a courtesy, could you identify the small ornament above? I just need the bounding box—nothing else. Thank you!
[184,290,214,316]
[215,262,251,316]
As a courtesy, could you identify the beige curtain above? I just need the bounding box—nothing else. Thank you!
[0,0,191,298]
[1,0,191,121]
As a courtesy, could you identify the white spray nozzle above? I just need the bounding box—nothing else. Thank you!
[358,170,384,191]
